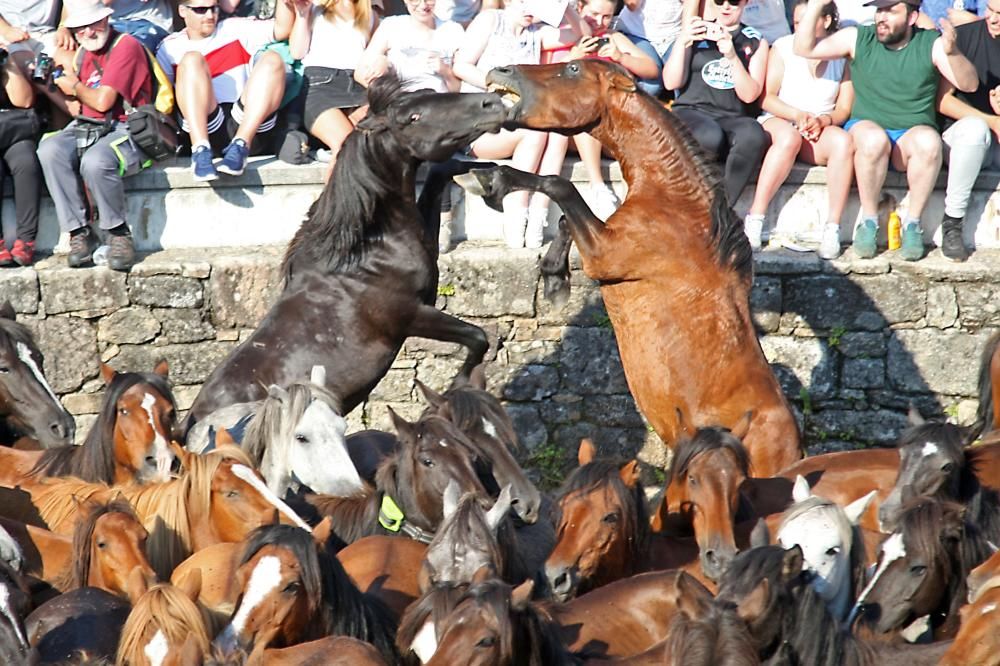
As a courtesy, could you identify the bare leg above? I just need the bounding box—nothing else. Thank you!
[848,121,891,218]
[573,133,608,189]
[234,51,286,144]
[798,126,854,224]
[749,118,801,217]
[891,125,943,220]
[309,107,355,182]
[406,304,489,383]
[175,52,218,147]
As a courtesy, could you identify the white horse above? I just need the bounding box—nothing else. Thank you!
[186,366,363,498]
[776,475,875,622]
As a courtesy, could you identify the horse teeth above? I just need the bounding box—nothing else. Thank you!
[501,95,517,109]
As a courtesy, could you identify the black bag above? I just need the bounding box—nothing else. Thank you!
[126,104,179,161]
[0,108,40,149]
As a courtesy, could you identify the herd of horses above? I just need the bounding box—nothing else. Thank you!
[0,62,998,664]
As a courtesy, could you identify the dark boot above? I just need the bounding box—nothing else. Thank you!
[67,227,98,268]
[941,215,969,263]
[107,228,136,272]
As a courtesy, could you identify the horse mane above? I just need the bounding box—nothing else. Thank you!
[239,524,398,662]
[31,371,175,483]
[972,330,1000,440]
[282,74,409,282]
[241,380,342,467]
[396,582,468,657]
[0,317,40,357]
[663,600,758,666]
[671,426,753,481]
[628,90,752,282]
[432,386,521,451]
[778,495,868,602]
[556,459,650,572]
[115,583,211,666]
[55,498,138,592]
[429,493,505,577]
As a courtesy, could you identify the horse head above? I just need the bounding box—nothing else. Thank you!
[117,569,208,666]
[0,303,74,448]
[544,439,647,602]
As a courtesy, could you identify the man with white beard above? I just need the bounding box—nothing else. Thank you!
[35,0,152,272]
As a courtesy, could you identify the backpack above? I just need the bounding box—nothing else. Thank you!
[74,34,175,115]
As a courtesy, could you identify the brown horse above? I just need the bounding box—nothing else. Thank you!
[939,584,1000,666]
[0,361,177,486]
[115,568,209,666]
[10,447,308,579]
[456,60,800,477]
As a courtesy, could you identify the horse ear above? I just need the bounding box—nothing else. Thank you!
[100,362,117,385]
[176,567,202,602]
[310,364,327,387]
[216,427,238,448]
[126,566,149,605]
[792,475,812,503]
[511,579,535,610]
[619,460,641,489]
[907,404,926,426]
[267,384,289,403]
[578,438,597,466]
[152,358,169,378]
[736,578,770,624]
[388,407,414,440]
[312,516,334,547]
[416,380,446,409]
[844,491,877,526]
[472,565,493,585]
[178,633,203,666]
[605,68,637,93]
[781,545,804,581]
[730,411,753,441]
[486,484,513,530]
[469,364,487,390]
[0,301,14,321]
[675,407,694,439]
[171,441,192,470]
[443,479,461,520]
[750,517,771,548]
[674,572,712,619]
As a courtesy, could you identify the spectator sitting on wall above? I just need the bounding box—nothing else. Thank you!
[935,0,1000,262]
[614,0,686,97]
[157,0,293,182]
[747,0,854,258]
[106,0,175,51]
[0,1,76,79]
[36,0,153,272]
[0,47,43,266]
[794,0,977,261]
[916,0,984,30]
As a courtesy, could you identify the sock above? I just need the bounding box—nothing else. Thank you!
[860,214,877,227]
[231,138,248,148]
[107,223,130,237]
[193,141,210,152]
[745,213,765,224]
[904,216,921,229]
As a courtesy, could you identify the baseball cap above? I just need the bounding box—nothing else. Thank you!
[863,0,920,8]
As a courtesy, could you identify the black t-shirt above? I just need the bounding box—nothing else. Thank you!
[950,19,1000,125]
[672,23,764,118]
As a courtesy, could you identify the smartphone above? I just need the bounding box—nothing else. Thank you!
[595,36,611,48]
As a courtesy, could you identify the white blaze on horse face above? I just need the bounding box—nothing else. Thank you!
[921,442,939,458]
[481,417,498,439]
[142,393,173,481]
[230,464,313,531]
[411,619,438,663]
[226,555,283,642]
[144,628,168,666]
[0,585,27,650]
[982,602,998,615]
[15,341,61,407]
[778,509,847,610]
[285,400,361,497]
[856,532,907,605]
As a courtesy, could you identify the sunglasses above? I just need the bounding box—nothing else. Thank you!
[712,0,744,6]
[186,5,220,14]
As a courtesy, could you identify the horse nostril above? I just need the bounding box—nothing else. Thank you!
[50,421,69,438]
[145,456,157,466]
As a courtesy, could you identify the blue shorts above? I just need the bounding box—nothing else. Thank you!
[844,119,908,146]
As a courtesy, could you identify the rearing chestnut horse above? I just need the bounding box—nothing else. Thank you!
[184,75,508,431]
[458,61,800,476]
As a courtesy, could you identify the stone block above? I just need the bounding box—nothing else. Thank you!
[781,273,925,332]
[208,255,282,328]
[582,394,646,428]
[61,391,104,415]
[754,251,822,275]
[837,332,886,358]
[22,316,98,393]
[130,275,203,309]
[413,357,465,394]
[505,339,560,365]
[154,309,215,344]
[97,307,160,344]
[538,393,583,425]
[438,246,537,317]
[842,358,884,390]
[558,326,628,395]
[501,364,560,402]
[926,285,958,329]
[807,408,911,445]
[40,267,128,316]
[172,385,200,412]
[505,403,548,450]
[888,329,994,396]
[751,276,781,332]
[760,335,838,400]
[957,283,1000,328]
[111,341,236,385]
[369,368,415,402]
[366,401,424,431]
[0,268,39,313]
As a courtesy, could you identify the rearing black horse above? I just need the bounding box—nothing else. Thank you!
[185,77,507,430]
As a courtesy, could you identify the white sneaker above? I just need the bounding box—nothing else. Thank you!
[744,214,764,251]
[525,209,547,248]
[502,211,527,249]
[818,223,841,259]
[587,184,620,221]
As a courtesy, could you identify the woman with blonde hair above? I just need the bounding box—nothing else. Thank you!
[288,0,377,177]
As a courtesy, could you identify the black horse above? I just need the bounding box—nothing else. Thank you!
[185,76,506,430]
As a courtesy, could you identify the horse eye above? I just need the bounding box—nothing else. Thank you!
[910,565,927,576]
[119,408,129,416]
[476,636,496,648]
[602,512,619,524]
[825,546,840,556]
[567,62,580,74]
[97,541,106,549]
[688,475,697,486]
[941,462,954,473]
[409,113,421,122]
[421,457,435,468]
[226,490,240,499]
[283,582,301,593]
[0,367,9,374]
[295,434,309,444]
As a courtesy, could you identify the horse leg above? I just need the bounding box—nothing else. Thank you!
[540,216,573,308]
[407,305,489,384]
[417,159,498,243]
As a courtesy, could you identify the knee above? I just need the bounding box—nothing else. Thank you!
[736,125,769,156]
[911,129,943,161]
[772,126,802,156]
[852,127,890,158]
[829,130,854,159]
[518,129,549,152]
[177,51,209,78]
[79,148,113,180]
[948,116,991,148]
[253,51,285,78]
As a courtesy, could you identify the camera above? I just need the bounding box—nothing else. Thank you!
[595,36,611,48]
[33,53,54,82]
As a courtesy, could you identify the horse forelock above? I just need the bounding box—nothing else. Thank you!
[428,493,503,580]
[898,422,966,462]
[442,387,520,451]
[116,583,211,666]
[365,71,405,115]
[665,602,757,666]
[240,525,323,621]
[57,498,138,592]
[0,318,38,360]
[670,428,751,484]
[396,582,467,657]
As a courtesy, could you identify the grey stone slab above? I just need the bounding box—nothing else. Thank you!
[208,255,282,328]
[0,268,39,313]
[558,326,629,395]
[761,335,838,400]
[438,246,538,318]
[23,316,98,393]
[154,308,215,344]
[40,267,129,315]
[97,307,161,345]
[130,275,203,309]
[887,329,995,396]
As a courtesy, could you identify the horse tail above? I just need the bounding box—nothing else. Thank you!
[971,330,1000,441]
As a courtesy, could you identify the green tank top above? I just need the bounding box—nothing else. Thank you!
[850,25,939,129]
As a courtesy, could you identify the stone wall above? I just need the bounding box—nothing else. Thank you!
[5,245,997,484]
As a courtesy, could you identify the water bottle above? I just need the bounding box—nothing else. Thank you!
[93,245,109,267]
[887,212,902,251]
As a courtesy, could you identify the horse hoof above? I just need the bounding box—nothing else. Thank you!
[454,170,506,213]
[453,171,489,197]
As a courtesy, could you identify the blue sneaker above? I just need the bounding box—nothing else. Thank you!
[191,145,217,182]
[218,138,249,176]
[852,219,877,259]
[900,222,924,261]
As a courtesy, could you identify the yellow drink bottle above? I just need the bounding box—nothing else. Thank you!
[888,211,902,250]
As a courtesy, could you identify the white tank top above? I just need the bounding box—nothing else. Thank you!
[772,35,845,116]
[381,15,465,92]
[302,7,373,70]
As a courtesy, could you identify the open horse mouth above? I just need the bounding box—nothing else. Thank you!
[486,82,522,112]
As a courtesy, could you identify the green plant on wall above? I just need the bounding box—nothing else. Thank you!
[827,325,847,348]
[437,283,456,297]
[799,387,813,415]
[526,440,566,490]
